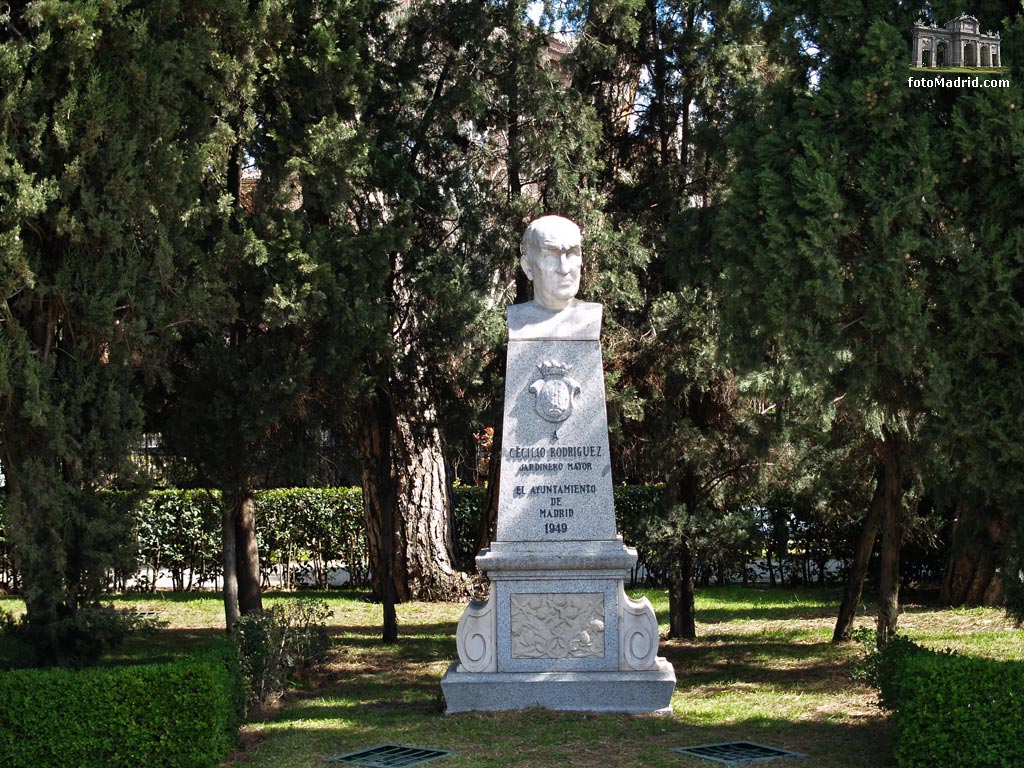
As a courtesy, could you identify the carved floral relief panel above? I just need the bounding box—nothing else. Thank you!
[510,592,605,659]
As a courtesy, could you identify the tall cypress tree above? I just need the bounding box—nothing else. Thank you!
[154,0,380,630]
[926,8,1024,619]
[343,0,615,637]
[718,1,1002,645]
[0,0,242,663]
[561,0,779,638]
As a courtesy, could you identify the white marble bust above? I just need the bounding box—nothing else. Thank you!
[508,215,602,341]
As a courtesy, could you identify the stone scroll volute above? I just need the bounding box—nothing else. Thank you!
[618,584,660,671]
[455,596,497,673]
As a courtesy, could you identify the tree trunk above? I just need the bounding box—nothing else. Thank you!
[875,432,906,648]
[473,416,503,563]
[941,508,1005,607]
[357,382,469,610]
[232,485,263,615]
[668,540,696,640]
[833,462,886,643]
[390,414,467,601]
[357,391,399,642]
[222,502,240,633]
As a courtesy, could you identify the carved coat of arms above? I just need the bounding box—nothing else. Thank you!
[530,361,581,423]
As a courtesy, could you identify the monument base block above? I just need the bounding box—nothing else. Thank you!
[440,660,676,715]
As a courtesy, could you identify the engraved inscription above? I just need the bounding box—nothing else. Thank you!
[511,593,605,659]
[499,438,610,540]
[505,447,605,536]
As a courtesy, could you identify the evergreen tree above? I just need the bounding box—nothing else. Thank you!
[0,0,241,663]
[561,0,778,638]
[925,7,1024,620]
[719,1,982,645]
[464,0,614,556]
[154,0,380,630]
[339,1,499,629]
[342,0,618,639]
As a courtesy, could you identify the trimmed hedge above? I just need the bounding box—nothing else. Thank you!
[878,638,1024,768]
[1,485,668,592]
[257,488,367,588]
[0,648,241,768]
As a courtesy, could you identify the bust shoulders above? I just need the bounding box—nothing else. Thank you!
[507,300,603,340]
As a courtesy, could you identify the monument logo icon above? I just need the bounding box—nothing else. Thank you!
[530,360,581,423]
[911,14,1002,70]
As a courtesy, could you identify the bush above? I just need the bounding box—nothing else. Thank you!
[452,485,485,566]
[876,638,1024,768]
[233,598,331,713]
[6,484,667,596]
[124,487,371,591]
[133,490,221,592]
[850,630,923,706]
[0,649,240,768]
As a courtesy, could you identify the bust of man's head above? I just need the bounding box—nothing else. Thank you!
[521,215,582,311]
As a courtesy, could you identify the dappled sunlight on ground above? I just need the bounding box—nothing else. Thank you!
[6,586,1018,767]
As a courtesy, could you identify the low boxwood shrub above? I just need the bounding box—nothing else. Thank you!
[877,638,1024,768]
[0,648,240,768]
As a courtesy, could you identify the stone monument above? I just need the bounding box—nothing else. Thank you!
[440,215,676,714]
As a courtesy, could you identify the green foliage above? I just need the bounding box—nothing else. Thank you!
[98,488,370,592]
[131,490,221,592]
[0,0,255,663]
[921,18,1024,621]
[3,483,715,593]
[257,488,367,589]
[615,484,670,580]
[232,598,331,713]
[0,652,239,767]
[618,485,761,585]
[850,630,922,696]
[875,639,1024,768]
[451,485,485,567]
[719,3,1024,626]
[0,604,163,670]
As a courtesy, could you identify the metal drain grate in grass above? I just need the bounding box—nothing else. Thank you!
[673,741,806,766]
[327,744,455,767]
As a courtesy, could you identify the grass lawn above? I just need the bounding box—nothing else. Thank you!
[2,586,1021,767]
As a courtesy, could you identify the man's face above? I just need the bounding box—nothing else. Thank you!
[524,227,582,311]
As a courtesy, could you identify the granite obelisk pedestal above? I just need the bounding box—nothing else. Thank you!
[441,216,675,714]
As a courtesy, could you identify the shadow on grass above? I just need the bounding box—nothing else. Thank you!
[242,698,892,768]
[253,662,892,768]
[690,604,842,624]
[664,641,857,694]
[105,626,227,665]
[111,588,374,603]
[112,591,225,603]
[86,588,894,767]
